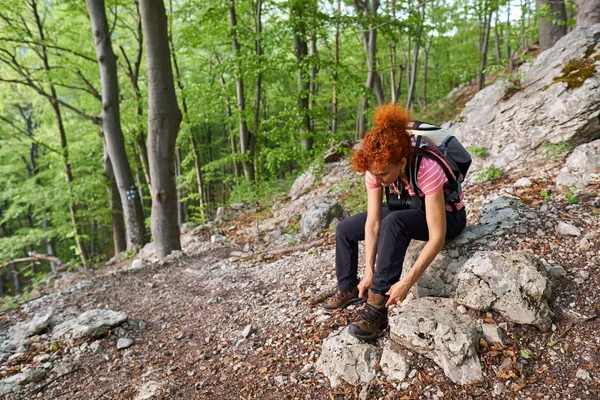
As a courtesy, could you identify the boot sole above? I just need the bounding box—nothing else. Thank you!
[322,297,364,314]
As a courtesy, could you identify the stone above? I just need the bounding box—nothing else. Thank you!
[117,338,134,350]
[135,380,163,400]
[241,324,254,338]
[8,310,53,344]
[454,251,553,331]
[52,309,128,340]
[513,178,532,187]
[544,263,567,279]
[579,238,591,250]
[211,234,227,244]
[556,140,600,190]
[388,297,482,385]
[300,198,346,238]
[579,270,590,280]
[493,382,506,396]
[481,323,504,344]
[380,339,410,382]
[0,368,45,395]
[128,259,143,271]
[556,222,582,236]
[585,231,599,241]
[289,169,316,200]
[576,369,591,381]
[499,357,512,371]
[450,25,600,180]
[316,326,382,388]
[323,140,353,164]
[52,362,74,375]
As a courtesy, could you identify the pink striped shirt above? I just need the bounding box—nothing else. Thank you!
[365,157,464,211]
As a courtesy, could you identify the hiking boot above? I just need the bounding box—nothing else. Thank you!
[348,290,389,341]
[322,287,362,314]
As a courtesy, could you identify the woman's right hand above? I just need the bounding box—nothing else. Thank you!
[357,272,373,299]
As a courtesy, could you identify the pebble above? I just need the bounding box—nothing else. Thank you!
[242,324,254,338]
[456,305,467,314]
[493,382,506,396]
[576,369,591,381]
[315,315,331,323]
[579,270,590,280]
[117,338,134,350]
[556,222,581,236]
[499,357,512,371]
[579,238,591,250]
[274,375,287,385]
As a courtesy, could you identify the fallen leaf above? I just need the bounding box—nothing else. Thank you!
[535,365,549,374]
[520,349,534,359]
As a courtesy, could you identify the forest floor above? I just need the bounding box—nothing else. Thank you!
[1,160,599,400]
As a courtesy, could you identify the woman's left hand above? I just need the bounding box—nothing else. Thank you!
[385,279,411,307]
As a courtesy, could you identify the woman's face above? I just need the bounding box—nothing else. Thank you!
[369,158,407,186]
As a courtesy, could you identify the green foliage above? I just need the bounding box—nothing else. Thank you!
[520,348,534,359]
[566,188,578,205]
[467,146,488,159]
[540,190,552,202]
[476,167,504,182]
[541,141,573,161]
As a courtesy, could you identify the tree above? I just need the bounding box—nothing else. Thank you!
[576,0,600,28]
[537,0,567,51]
[86,0,147,251]
[139,0,183,258]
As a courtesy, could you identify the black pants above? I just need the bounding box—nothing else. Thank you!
[335,206,467,294]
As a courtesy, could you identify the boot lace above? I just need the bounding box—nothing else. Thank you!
[331,289,352,302]
[357,303,383,323]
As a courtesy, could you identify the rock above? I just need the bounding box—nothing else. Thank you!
[211,234,227,244]
[117,338,134,350]
[579,270,590,280]
[52,309,128,340]
[300,198,346,238]
[289,169,316,200]
[241,324,254,338]
[513,178,532,187]
[454,251,553,331]
[481,323,504,344]
[128,259,144,271]
[137,242,156,261]
[453,196,524,245]
[315,315,331,323]
[585,231,599,241]
[380,339,410,382]
[556,222,582,236]
[450,25,600,179]
[579,238,591,250]
[0,368,45,395]
[544,263,567,279]
[388,297,482,385]
[274,375,287,385]
[323,140,353,164]
[556,140,600,190]
[499,357,512,371]
[576,368,591,381]
[135,380,163,400]
[492,382,506,396]
[8,310,53,343]
[316,326,382,388]
[52,362,74,375]
[180,223,191,234]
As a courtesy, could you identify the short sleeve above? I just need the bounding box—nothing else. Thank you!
[365,171,381,190]
[417,157,447,197]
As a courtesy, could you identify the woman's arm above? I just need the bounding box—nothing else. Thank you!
[357,187,383,299]
[385,189,447,307]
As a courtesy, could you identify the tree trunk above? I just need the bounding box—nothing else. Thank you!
[406,3,424,109]
[190,134,206,220]
[309,32,318,134]
[494,10,501,62]
[30,0,89,266]
[478,9,492,91]
[228,0,255,181]
[520,0,528,51]
[87,0,147,251]
[331,0,340,134]
[11,262,22,295]
[292,0,313,151]
[102,147,127,255]
[422,33,433,108]
[537,0,567,51]
[576,0,600,28]
[506,4,512,70]
[252,0,262,161]
[139,0,183,258]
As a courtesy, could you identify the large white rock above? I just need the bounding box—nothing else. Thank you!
[380,339,411,382]
[450,25,600,180]
[289,169,316,200]
[556,140,600,190]
[454,251,553,331]
[52,309,128,340]
[389,297,482,385]
[8,310,53,343]
[300,198,346,238]
[316,326,382,388]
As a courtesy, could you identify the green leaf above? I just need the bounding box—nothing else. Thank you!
[520,349,533,359]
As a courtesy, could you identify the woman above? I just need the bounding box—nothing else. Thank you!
[323,104,467,341]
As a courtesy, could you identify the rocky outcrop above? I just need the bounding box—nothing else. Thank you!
[454,251,553,331]
[52,309,128,340]
[7,310,53,345]
[315,327,382,387]
[450,24,600,181]
[388,297,483,385]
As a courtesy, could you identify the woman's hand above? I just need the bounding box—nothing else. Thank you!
[357,272,373,299]
[385,279,411,307]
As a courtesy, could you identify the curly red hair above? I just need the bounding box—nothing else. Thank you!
[351,104,412,173]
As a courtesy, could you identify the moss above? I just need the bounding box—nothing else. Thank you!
[543,47,599,91]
